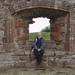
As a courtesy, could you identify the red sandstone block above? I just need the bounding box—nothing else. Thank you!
[57,27,65,32]
[18,34,29,41]
[59,23,65,26]
[15,21,20,27]
[15,20,28,28]
[55,41,62,45]
[51,32,63,41]
[51,32,61,36]
[55,19,65,24]
[23,28,29,34]
[51,27,57,32]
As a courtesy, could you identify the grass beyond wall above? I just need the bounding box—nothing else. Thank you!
[29,32,50,41]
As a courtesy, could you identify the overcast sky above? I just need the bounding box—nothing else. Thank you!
[29,17,50,33]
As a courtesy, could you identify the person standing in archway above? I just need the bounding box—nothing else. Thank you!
[33,32,45,64]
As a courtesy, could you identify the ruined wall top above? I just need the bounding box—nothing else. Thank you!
[0,0,72,14]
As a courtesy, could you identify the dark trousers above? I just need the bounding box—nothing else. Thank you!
[34,49,44,64]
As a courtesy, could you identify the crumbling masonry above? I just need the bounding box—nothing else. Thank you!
[0,0,75,68]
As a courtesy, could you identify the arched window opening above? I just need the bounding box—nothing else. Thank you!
[29,17,50,41]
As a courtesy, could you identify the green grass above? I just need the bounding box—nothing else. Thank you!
[29,32,50,41]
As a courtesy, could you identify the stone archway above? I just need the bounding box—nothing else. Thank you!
[8,7,70,68]
[1,0,70,52]
[11,7,69,51]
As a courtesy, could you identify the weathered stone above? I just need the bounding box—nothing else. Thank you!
[26,60,47,68]
[25,51,30,55]
[51,27,57,32]
[4,63,14,68]
[0,53,12,61]
[38,62,47,68]
[3,44,10,53]
[45,51,54,56]
[0,31,4,41]
[55,51,67,56]
[48,60,58,67]
[0,0,74,69]
[70,60,75,65]
[12,56,19,61]
[72,55,75,59]
[11,51,25,56]
[45,40,55,44]
[29,52,35,61]
[18,34,28,41]
[19,44,25,49]
[14,20,28,28]
[0,45,3,50]
[26,60,37,68]
[59,58,71,67]
[48,57,55,61]
[56,45,64,50]
[0,63,5,68]
[13,40,19,51]
[46,44,56,49]
[19,55,30,60]
[51,32,64,41]
[14,62,26,68]
[57,27,65,32]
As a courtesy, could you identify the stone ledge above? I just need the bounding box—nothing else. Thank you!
[26,60,47,68]
[11,51,25,56]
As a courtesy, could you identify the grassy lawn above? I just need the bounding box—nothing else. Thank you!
[29,32,50,41]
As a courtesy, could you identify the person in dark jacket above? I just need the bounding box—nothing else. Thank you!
[33,32,45,64]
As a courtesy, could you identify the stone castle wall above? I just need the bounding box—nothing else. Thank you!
[0,0,75,68]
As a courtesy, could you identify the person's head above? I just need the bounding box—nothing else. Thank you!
[37,32,42,38]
